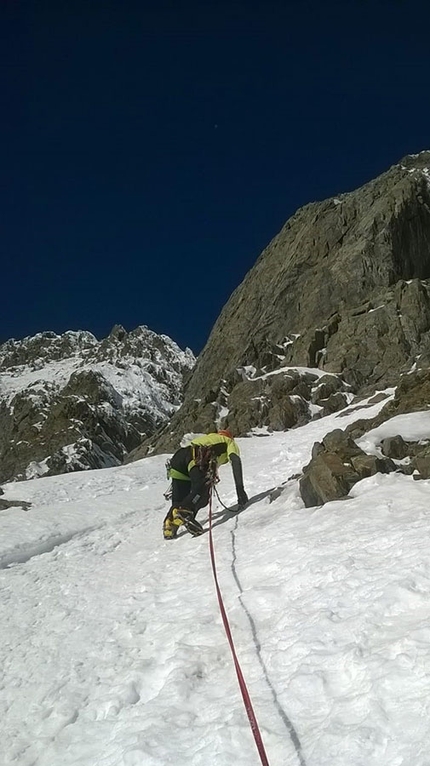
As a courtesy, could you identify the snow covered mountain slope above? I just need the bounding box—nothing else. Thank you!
[1,394,429,766]
[0,326,195,483]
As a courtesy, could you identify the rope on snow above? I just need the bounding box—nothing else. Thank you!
[208,486,307,766]
[208,488,271,766]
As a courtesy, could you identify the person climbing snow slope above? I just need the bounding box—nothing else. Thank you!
[163,429,248,539]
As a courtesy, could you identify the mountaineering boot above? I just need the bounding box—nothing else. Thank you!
[172,508,204,537]
[163,515,178,540]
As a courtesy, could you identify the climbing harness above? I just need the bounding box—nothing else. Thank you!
[191,445,220,487]
[207,488,271,766]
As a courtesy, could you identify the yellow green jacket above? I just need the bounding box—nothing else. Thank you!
[189,432,240,466]
[168,433,242,483]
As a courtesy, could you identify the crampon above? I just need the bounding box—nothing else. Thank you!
[174,509,204,537]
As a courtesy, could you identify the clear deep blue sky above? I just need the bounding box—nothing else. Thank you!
[3,0,430,353]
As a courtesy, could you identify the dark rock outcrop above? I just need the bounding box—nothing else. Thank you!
[299,429,396,507]
[0,497,32,512]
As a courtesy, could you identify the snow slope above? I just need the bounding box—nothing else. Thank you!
[1,395,430,766]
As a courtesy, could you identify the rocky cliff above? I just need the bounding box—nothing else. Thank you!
[0,325,194,482]
[130,151,430,457]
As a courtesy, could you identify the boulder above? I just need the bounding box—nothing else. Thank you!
[321,429,363,459]
[299,452,359,507]
[381,435,408,460]
[320,392,349,416]
[311,374,345,403]
[350,454,396,479]
[299,428,396,507]
[411,446,430,479]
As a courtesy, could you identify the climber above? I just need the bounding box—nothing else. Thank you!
[163,429,249,539]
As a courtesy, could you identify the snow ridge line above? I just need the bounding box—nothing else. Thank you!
[230,515,307,766]
[0,525,101,569]
[0,502,163,570]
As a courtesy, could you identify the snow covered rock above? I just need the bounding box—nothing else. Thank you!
[0,326,195,482]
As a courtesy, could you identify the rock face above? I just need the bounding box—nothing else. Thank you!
[126,367,353,462]
[132,151,430,456]
[189,152,430,391]
[346,368,430,440]
[0,326,195,483]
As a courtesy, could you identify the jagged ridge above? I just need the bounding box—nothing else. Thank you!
[0,325,195,482]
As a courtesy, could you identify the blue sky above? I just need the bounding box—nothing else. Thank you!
[3,0,430,353]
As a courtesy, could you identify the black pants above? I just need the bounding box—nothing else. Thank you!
[164,448,211,524]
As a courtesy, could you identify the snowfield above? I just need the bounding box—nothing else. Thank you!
[1,395,430,766]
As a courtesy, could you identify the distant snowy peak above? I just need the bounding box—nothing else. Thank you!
[0,325,194,373]
[0,330,97,369]
[0,325,195,413]
[0,326,195,483]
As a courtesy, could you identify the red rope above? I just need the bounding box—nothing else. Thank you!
[208,491,271,766]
